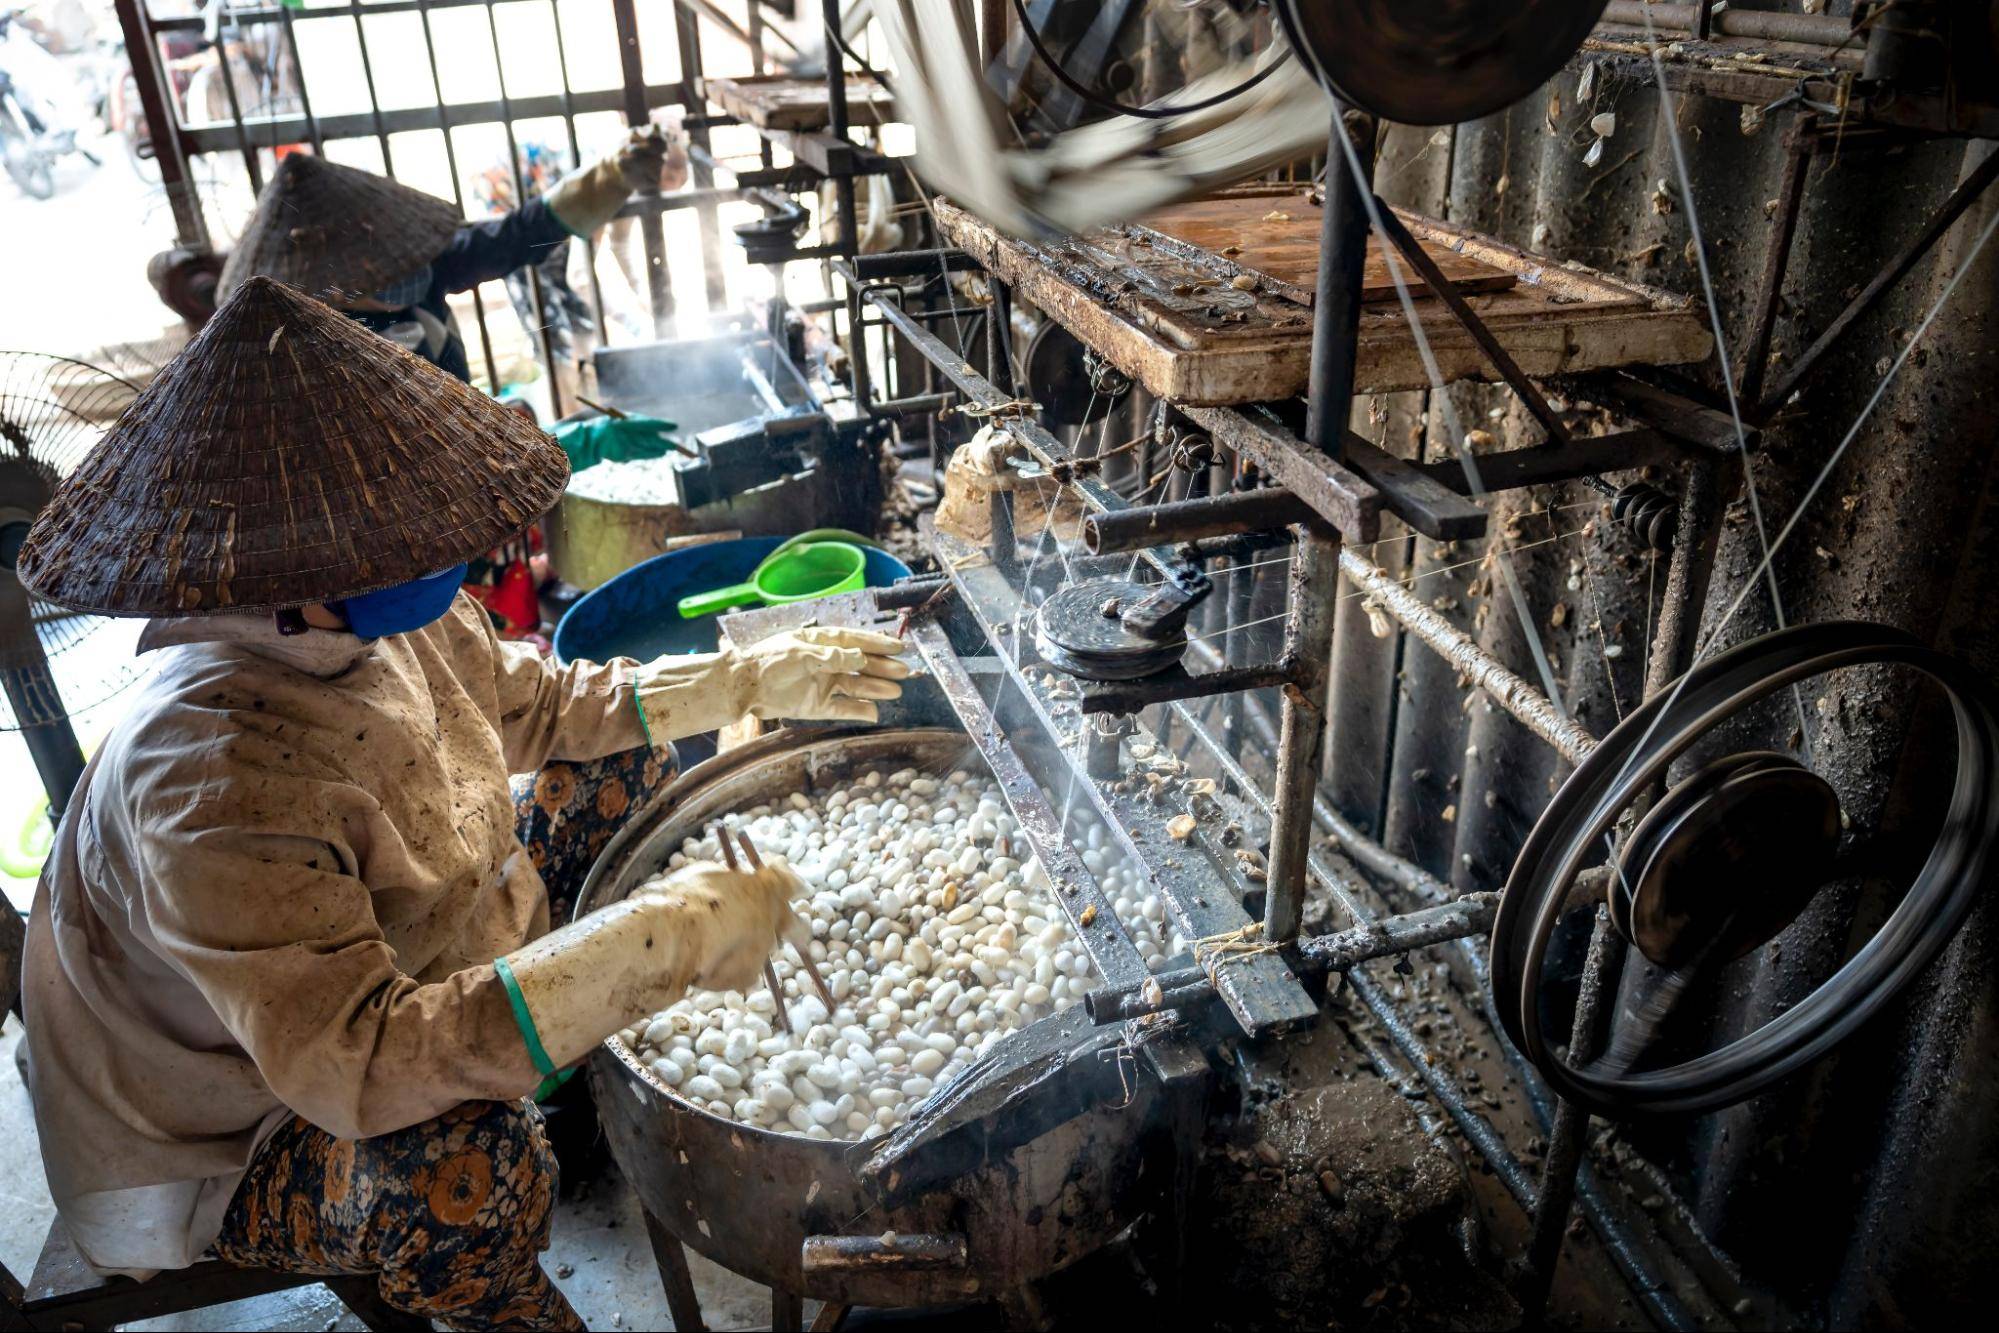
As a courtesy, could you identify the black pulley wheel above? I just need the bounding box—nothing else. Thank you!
[1276,0,1613,126]
[1490,621,1999,1117]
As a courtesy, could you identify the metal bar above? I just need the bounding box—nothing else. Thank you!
[1266,112,1370,945]
[1076,660,1299,715]
[347,1,393,169]
[203,13,262,194]
[612,0,674,335]
[1084,894,1499,1022]
[987,279,1014,394]
[851,248,981,279]
[1762,146,1999,412]
[905,621,1150,988]
[1338,550,1599,764]
[414,0,501,393]
[1411,429,1683,496]
[483,0,564,418]
[548,0,613,354]
[112,0,207,248]
[1081,487,1324,555]
[273,0,321,155]
[177,82,692,155]
[675,0,729,312]
[1522,908,1627,1318]
[824,0,870,409]
[1599,1,1855,48]
[1180,405,1386,541]
[1737,120,1815,406]
[1372,203,1572,448]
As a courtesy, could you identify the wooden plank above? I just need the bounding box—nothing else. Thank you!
[935,199,1713,407]
[702,75,895,131]
[1135,192,1517,307]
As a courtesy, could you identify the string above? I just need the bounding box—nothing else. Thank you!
[1305,82,1573,724]
[1636,1,1813,765]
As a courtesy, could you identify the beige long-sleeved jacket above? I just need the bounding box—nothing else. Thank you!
[21,593,648,1276]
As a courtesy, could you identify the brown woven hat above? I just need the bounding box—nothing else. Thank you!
[17,276,570,616]
[217,153,464,301]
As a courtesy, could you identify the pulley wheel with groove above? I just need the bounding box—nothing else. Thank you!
[1609,750,1842,970]
[1034,579,1187,681]
[1490,620,1999,1118]
[1276,0,1613,126]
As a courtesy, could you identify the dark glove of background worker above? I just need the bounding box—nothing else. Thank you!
[634,627,914,744]
[546,125,673,236]
[550,414,680,470]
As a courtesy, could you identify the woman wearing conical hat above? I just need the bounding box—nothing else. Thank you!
[220,144,684,641]
[12,278,910,1330]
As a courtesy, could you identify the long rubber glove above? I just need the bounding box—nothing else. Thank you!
[501,861,809,1071]
[635,626,913,744]
[547,126,670,236]
[551,415,680,470]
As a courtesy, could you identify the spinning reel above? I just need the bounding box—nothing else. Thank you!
[1034,571,1211,682]
[1275,0,1614,125]
[1491,621,1999,1117]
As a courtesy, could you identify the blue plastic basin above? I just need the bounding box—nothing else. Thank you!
[554,537,912,665]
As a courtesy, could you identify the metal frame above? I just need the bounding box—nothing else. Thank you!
[113,0,901,412]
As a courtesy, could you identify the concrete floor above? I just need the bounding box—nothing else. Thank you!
[0,1017,784,1331]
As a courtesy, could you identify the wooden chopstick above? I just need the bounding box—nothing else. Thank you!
[732,827,837,1011]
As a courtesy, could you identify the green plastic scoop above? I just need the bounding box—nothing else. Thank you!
[676,540,868,619]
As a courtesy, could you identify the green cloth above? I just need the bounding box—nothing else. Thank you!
[550,415,680,470]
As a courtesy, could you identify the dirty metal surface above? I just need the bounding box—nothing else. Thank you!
[928,522,1321,1037]
[905,618,1151,989]
[701,74,896,131]
[935,197,1712,405]
[1137,186,1517,307]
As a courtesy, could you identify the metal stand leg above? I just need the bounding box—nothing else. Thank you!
[325,1274,433,1333]
[771,1286,803,1332]
[1520,908,1626,1316]
[641,1207,707,1332]
[1266,109,1375,941]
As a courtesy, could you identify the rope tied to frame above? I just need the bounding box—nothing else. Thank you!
[947,397,1041,421]
[1102,1010,1182,1109]
[1191,921,1283,985]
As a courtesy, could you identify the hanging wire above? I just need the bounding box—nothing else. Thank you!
[1008,0,1292,121]
[1634,2,1812,759]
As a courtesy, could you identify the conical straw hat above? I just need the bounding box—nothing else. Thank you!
[18,276,570,616]
[218,153,464,301]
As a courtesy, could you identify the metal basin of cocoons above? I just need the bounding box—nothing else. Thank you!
[576,726,1166,1311]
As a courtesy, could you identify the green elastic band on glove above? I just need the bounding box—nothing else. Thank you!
[494,956,575,1102]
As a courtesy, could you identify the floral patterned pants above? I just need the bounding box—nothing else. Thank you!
[212,745,676,1331]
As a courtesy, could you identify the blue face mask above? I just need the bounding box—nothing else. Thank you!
[335,564,468,640]
[369,262,434,310]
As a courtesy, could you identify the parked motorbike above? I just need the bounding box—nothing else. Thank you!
[0,6,97,200]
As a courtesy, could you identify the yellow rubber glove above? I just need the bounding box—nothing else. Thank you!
[547,127,672,236]
[634,627,914,744]
[500,860,810,1072]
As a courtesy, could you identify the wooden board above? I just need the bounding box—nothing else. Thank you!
[1136,188,1517,307]
[935,195,1712,407]
[702,74,896,131]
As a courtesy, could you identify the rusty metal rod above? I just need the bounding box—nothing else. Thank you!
[1084,894,1500,1022]
[1760,146,1999,414]
[1600,1,1855,47]
[1372,203,1572,449]
[1081,487,1324,555]
[1338,550,1599,764]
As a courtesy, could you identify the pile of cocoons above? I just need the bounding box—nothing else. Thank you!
[614,764,1184,1141]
